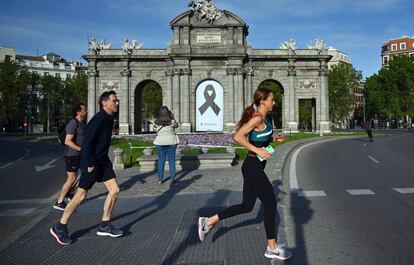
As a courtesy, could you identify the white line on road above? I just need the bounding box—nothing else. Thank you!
[289,139,339,191]
[297,190,327,197]
[0,147,30,170]
[393,188,414,194]
[0,162,13,169]
[346,189,375,195]
[368,155,379,164]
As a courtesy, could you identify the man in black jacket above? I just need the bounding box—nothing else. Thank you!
[50,90,121,245]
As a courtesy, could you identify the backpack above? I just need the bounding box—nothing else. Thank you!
[57,118,79,146]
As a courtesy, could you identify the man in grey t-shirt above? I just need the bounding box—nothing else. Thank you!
[53,104,87,211]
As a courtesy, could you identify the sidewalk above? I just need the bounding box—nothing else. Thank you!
[0,138,326,265]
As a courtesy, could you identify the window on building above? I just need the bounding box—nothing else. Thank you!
[44,72,49,76]
[5,55,11,62]
[55,73,61,78]
[391,44,397,51]
[400,43,406,50]
[383,56,389,64]
[66,74,71,79]
[410,53,414,58]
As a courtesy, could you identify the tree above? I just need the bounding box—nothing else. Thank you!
[0,61,31,131]
[141,81,162,119]
[63,72,88,118]
[41,75,64,132]
[258,80,284,128]
[365,55,414,124]
[328,63,362,127]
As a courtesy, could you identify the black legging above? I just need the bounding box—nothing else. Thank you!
[217,155,277,239]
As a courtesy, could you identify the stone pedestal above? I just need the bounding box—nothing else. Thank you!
[287,121,299,133]
[113,148,125,170]
[319,121,331,133]
[178,123,191,133]
[119,123,130,135]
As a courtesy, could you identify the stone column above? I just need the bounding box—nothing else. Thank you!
[165,70,173,109]
[180,68,191,132]
[287,59,298,132]
[235,69,245,121]
[226,68,236,129]
[119,69,131,135]
[246,69,254,103]
[173,69,181,122]
[87,69,98,122]
[319,59,330,132]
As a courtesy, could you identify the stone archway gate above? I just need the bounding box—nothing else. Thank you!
[83,0,331,134]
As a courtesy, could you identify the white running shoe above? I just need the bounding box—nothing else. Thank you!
[198,217,210,242]
[264,244,293,260]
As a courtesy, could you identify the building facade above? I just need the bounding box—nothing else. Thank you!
[15,53,80,80]
[83,0,332,134]
[381,35,414,67]
[0,46,16,62]
[327,48,351,69]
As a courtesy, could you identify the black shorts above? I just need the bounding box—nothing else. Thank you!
[65,156,80,172]
[78,163,116,190]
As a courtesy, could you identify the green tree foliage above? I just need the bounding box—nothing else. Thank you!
[41,75,64,131]
[365,55,414,120]
[258,80,284,128]
[63,72,88,117]
[0,61,31,129]
[299,99,313,131]
[328,63,362,125]
[141,81,162,119]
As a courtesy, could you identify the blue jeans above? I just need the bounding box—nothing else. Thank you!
[156,145,177,181]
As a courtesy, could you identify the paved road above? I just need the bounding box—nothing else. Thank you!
[284,132,414,265]
[0,138,67,251]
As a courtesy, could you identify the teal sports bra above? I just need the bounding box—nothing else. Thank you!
[248,113,273,148]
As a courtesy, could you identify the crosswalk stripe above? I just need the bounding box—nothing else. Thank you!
[0,208,36,217]
[297,190,327,197]
[346,189,375,195]
[393,188,414,194]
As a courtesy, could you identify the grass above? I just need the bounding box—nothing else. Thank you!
[111,131,368,167]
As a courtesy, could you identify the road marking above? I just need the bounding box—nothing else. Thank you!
[393,188,414,194]
[368,156,379,164]
[346,189,375,195]
[0,208,36,217]
[297,190,327,197]
[0,162,13,169]
[289,139,339,192]
[0,147,30,170]
[35,158,57,172]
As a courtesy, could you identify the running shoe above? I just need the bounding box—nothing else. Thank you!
[198,217,211,242]
[50,224,72,245]
[264,244,293,260]
[53,201,67,211]
[96,224,123,237]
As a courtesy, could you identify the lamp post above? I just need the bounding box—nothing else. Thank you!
[363,97,366,123]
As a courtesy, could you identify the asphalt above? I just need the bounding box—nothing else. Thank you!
[0,135,324,265]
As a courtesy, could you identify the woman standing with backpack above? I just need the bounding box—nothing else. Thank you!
[153,106,180,184]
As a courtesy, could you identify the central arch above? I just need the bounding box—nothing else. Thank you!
[134,80,162,134]
[258,79,284,129]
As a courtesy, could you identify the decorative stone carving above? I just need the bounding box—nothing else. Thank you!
[188,0,222,24]
[182,68,192,75]
[121,69,131,77]
[319,65,329,76]
[280,38,297,52]
[145,70,152,78]
[99,39,112,49]
[247,69,254,76]
[207,69,212,77]
[268,70,273,78]
[122,38,143,54]
[101,80,120,90]
[165,69,174,76]
[226,68,236,75]
[308,38,328,54]
[87,69,98,77]
[88,37,100,54]
[298,79,317,90]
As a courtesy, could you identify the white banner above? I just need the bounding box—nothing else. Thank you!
[196,80,224,131]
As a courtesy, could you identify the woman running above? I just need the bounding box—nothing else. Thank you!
[197,87,292,260]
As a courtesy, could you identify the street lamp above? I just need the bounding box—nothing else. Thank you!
[363,97,366,123]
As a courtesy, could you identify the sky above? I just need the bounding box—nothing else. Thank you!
[1,0,413,78]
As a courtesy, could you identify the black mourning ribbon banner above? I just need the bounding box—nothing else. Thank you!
[198,84,221,116]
